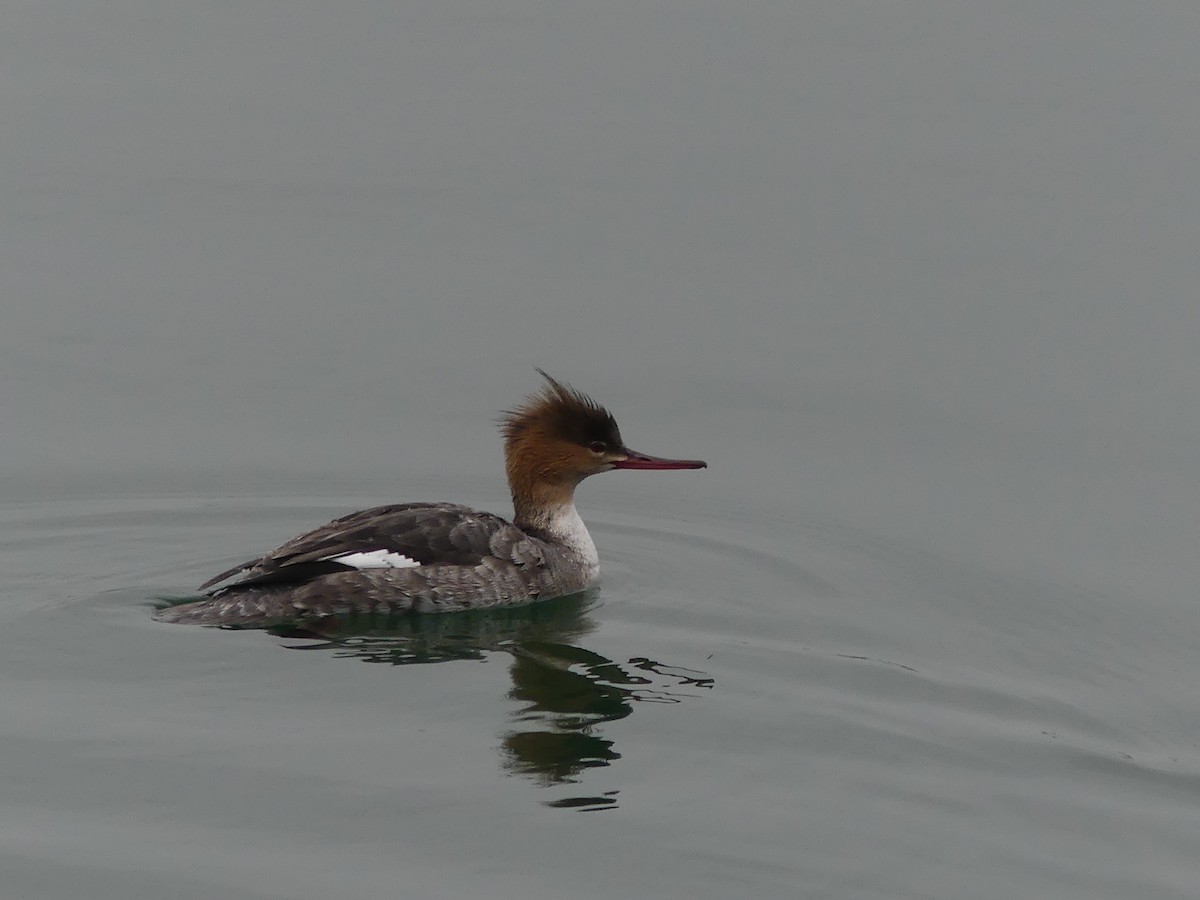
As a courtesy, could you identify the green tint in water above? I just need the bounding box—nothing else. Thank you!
[237,592,713,810]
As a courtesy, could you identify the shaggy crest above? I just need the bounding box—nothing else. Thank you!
[499,369,623,453]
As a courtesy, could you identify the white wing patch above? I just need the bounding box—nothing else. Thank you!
[327,549,422,570]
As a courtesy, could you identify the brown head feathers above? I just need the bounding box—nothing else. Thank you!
[500,370,624,456]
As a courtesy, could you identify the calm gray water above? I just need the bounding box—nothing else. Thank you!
[4,2,1200,897]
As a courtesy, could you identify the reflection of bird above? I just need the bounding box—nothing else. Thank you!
[261,593,712,808]
[268,592,599,666]
[502,643,632,787]
[158,372,705,627]
[501,642,714,807]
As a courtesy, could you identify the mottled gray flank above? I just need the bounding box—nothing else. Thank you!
[158,502,596,624]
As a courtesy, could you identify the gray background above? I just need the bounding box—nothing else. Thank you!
[2,2,1199,898]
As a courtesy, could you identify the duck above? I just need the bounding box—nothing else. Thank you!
[157,371,705,626]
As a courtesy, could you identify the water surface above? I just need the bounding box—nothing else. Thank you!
[4,2,1200,898]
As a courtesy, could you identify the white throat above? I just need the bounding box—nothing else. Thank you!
[533,502,599,571]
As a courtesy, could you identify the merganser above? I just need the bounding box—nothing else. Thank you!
[157,372,706,626]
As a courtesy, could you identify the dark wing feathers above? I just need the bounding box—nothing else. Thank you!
[199,503,513,592]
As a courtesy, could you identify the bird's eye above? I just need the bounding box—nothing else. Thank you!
[589,441,607,454]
